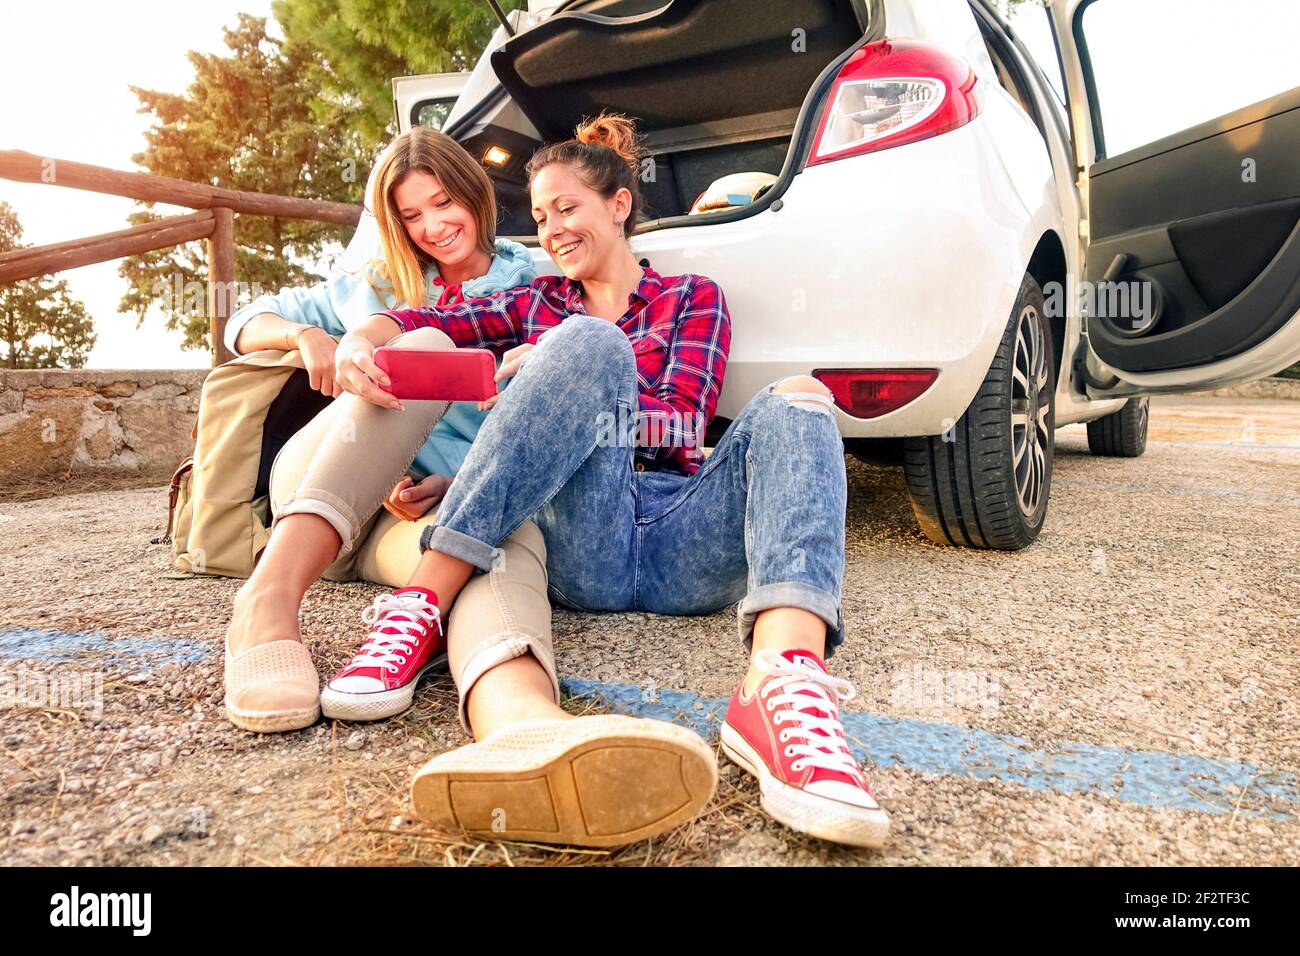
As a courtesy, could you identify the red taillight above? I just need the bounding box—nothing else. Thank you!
[807,38,980,165]
[813,369,939,418]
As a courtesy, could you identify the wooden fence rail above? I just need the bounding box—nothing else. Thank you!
[0,149,363,365]
[0,211,216,283]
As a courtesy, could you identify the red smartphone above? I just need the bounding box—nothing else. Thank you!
[373,347,497,402]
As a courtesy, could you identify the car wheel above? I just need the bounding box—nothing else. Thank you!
[902,274,1055,550]
[1086,396,1149,457]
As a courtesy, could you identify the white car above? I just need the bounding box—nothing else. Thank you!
[368,0,1300,550]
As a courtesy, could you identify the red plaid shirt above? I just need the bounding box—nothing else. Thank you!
[380,265,730,475]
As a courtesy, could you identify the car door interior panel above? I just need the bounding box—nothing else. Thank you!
[1085,88,1300,373]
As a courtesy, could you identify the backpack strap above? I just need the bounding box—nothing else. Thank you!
[152,457,195,545]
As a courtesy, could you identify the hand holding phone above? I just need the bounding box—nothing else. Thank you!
[479,342,535,411]
[336,334,403,410]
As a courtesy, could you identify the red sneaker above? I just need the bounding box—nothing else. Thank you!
[720,648,889,848]
[320,586,446,722]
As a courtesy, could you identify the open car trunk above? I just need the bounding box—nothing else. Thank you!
[471,0,871,233]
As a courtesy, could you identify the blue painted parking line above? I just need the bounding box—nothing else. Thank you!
[0,628,210,673]
[563,678,1299,821]
[4,629,1292,820]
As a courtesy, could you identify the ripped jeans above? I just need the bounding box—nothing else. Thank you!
[424,314,849,655]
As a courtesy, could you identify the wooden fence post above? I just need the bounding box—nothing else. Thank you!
[208,206,236,366]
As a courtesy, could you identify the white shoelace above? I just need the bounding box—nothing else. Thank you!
[754,648,865,780]
[351,592,441,674]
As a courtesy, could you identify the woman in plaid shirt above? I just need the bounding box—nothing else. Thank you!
[331,114,890,850]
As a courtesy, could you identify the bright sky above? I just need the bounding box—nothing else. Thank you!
[1009,0,1300,156]
[1,0,1298,369]
[0,0,278,368]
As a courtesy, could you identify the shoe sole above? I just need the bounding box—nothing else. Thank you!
[224,699,320,734]
[320,654,448,722]
[410,716,717,848]
[720,721,890,849]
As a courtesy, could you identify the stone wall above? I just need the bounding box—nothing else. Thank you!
[0,369,205,487]
[1188,376,1300,401]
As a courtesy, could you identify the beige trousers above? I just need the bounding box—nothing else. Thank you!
[268,326,560,733]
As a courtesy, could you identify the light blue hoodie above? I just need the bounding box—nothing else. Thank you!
[225,237,537,477]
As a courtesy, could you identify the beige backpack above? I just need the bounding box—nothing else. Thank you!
[156,348,332,577]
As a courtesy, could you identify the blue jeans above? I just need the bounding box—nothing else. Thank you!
[422,315,849,655]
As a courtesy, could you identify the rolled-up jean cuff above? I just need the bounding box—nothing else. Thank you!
[274,491,359,556]
[737,582,845,658]
[421,524,500,571]
[455,632,562,735]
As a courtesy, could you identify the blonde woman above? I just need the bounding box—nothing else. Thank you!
[222,128,550,736]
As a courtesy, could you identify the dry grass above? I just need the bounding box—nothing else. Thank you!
[0,472,167,503]
[287,686,807,868]
[309,760,769,868]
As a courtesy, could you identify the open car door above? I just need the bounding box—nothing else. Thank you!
[392,72,470,135]
[1057,0,1300,397]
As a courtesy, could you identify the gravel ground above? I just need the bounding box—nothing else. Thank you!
[0,394,1296,866]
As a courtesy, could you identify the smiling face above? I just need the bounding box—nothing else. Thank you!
[392,169,481,269]
[530,162,631,281]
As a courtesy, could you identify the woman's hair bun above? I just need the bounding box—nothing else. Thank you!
[526,111,645,239]
[574,112,642,174]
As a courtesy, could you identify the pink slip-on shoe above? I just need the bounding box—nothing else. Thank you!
[721,648,890,848]
[224,637,320,733]
[320,586,447,722]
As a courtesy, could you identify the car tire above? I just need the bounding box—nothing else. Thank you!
[902,274,1055,550]
[1086,396,1149,457]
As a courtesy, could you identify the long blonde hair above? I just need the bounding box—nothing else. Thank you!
[368,128,498,308]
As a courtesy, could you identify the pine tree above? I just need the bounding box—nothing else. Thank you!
[0,202,96,369]
[118,14,370,351]
[273,0,526,144]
